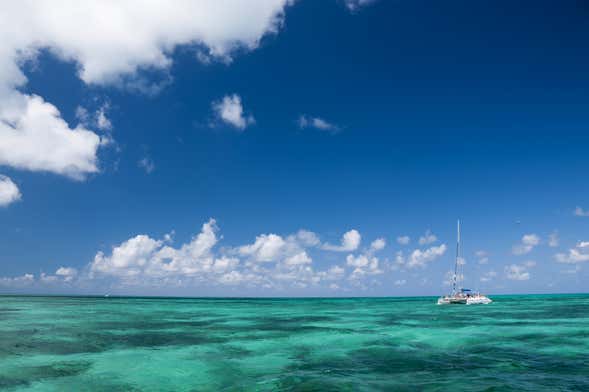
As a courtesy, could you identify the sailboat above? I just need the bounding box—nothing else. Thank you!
[437,220,492,305]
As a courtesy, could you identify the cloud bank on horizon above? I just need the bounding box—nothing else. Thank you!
[0,219,452,294]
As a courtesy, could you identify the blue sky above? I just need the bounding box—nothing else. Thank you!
[0,0,588,296]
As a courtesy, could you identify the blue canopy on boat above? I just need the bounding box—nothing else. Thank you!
[461,288,472,292]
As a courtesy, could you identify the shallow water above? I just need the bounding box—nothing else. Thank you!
[0,295,588,391]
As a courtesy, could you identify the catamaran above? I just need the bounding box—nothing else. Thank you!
[437,220,492,305]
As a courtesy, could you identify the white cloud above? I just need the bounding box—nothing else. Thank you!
[0,1,291,177]
[91,218,221,278]
[239,233,286,262]
[406,244,447,268]
[344,0,377,12]
[212,94,255,130]
[346,254,370,268]
[56,266,77,277]
[294,230,320,247]
[0,273,35,287]
[77,103,112,132]
[1,2,292,85]
[345,236,388,280]
[512,234,540,255]
[394,279,406,286]
[480,270,497,282]
[232,228,326,288]
[574,206,589,217]
[505,264,531,281]
[475,251,489,265]
[96,104,112,131]
[54,267,78,282]
[418,230,437,245]
[138,156,155,174]
[555,241,589,264]
[283,251,312,266]
[298,115,339,133]
[212,256,240,273]
[347,253,382,280]
[322,229,361,252]
[91,234,164,277]
[548,231,559,247]
[218,270,245,285]
[5,222,398,292]
[396,235,410,245]
[394,251,405,266]
[369,238,386,252]
[0,175,21,206]
[319,265,345,281]
[0,95,101,179]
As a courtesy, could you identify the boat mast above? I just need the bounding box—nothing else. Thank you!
[452,220,460,295]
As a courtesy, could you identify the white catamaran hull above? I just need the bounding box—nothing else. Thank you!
[437,295,492,305]
[465,296,492,305]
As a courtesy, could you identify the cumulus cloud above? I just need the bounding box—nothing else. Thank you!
[475,250,489,265]
[555,241,589,264]
[76,103,112,132]
[239,234,286,262]
[56,267,78,278]
[3,222,398,293]
[91,219,221,279]
[512,234,540,255]
[0,175,21,206]
[0,96,101,179]
[212,94,255,130]
[283,251,312,266]
[344,235,389,280]
[322,229,361,252]
[295,230,320,247]
[1,2,292,85]
[418,230,437,245]
[574,206,589,217]
[393,251,405,267]
[0,1,291,177]
[297,115,340,133]
[369,238,386,252]
[40,267,79,284]
[406,244,447,268]
[237,230,321,273]
[344,0,377,12]
[548,231,559,247]
[396,235,410,245]
[480,270,497,283]
[505,264,531,281]
[0,273,35,288]
[346,254,382,280]
[96,105,112,131]
[138,156,155,174]
[394,279,406,286]
[319,265,345,281]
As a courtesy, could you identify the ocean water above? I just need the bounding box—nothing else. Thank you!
[0,295,588,391]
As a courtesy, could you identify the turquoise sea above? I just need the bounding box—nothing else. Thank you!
[0,295,588,391]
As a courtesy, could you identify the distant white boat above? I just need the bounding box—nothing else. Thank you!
[437,220,492,305]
